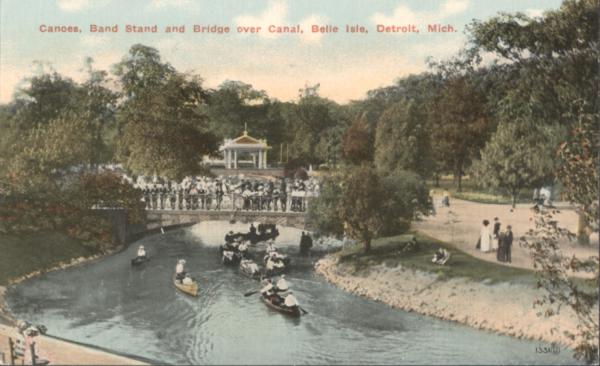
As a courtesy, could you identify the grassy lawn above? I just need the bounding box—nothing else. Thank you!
[338,232,537,285]
[0,232,100,286]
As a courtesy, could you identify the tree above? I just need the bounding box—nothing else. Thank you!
[342,115,373,164]
[284,93,340,164]
[380,170,432,235]
[374,100,432,177]
[471,121,557,208]
[429,75,492,191]
[518,109,599,366]
[338,165,386,253]
[78,57,118,167]
[114,45,218,179]
[468,2,599,362]
[306,174,344,237]
[12,71,80,129]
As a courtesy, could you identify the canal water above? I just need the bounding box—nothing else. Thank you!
[6,222,578,364]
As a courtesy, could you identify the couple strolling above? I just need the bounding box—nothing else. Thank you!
[478,217,501,252]
[478,218,513,262]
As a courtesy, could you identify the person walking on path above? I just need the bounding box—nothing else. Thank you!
[492,217,501,250]
[480,220,492,252]
[504,225,513,263]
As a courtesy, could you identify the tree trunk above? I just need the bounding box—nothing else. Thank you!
[457,172,463,192]
[364,237,371,253]
[512,192,517,209]
[577,207,590,245]
[434,174,440,187]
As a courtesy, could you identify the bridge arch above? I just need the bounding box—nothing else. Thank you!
[145,210,308,231]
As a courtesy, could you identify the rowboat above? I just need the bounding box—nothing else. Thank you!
[260,294,301,317]
[172,274,199,297]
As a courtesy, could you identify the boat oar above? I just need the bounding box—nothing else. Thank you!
[244,290,259,297]
[299,306,309,315]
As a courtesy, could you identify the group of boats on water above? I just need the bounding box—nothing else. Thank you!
[221,223,290,278]
[130,223,307,317]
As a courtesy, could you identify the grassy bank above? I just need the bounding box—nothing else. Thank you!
[338,232,536,284]
[338,232,597,291]
[0,232,100,285]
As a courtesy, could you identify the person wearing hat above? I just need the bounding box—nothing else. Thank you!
[283,291,299,309]
[136,245,147,259]
[175,259,186,282]
[275,275,289,292]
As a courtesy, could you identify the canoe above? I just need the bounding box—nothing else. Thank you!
[131,256,149,266]
[222,251,242,265]
[240,260,261,279]
[172,274,199,297]
[260,294,301,317]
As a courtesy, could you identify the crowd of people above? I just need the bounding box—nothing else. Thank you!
[132,175,320,213]
[477,217,513,263]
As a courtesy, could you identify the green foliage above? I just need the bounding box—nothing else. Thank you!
[374,100,432,177]
[467,2,600,363]
[557,107,599,227]
[3,111,94,195]
[342,115,373,164]
[114,45,218,180]
[284,95,348,164]
[380,170,432,235]
[429,75,493,191]
[471,121,557,207]
[306,174,344,237]
[75,172,145,225]
[309,166,430,252]
[338,165,386,253]
[520,207,599,364]
[0,231,100,285]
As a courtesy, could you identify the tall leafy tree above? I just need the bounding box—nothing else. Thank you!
[114,45,217,179]
[374,100,432,177]
[471,120,558,207]
[342,115,373,165]
[338,164,386,253]
[429,75,492,191]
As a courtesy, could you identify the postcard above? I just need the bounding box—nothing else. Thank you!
[0,0,597,365]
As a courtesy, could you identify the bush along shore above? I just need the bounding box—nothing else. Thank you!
[314,234,589,350]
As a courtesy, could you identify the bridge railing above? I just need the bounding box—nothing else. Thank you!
[141,192,314,213]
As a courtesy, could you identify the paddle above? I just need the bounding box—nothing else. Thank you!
[244,290,259,297]
[299,306,309,315]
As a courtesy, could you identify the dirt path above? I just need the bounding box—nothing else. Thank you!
[413,196,599,274]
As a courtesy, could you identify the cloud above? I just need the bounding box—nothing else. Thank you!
[440,0,469,17]
[298,14,330,45]
[235,0,328,44]
[526,8,544,17]
[148,0,191,10]
[57,0,109,12]
[370,0,469,26]
[235,0,287,39]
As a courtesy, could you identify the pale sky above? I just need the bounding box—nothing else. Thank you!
[0,0,562,104]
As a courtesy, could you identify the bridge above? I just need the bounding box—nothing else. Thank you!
[145,209,308,231]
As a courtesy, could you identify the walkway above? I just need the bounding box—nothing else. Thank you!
[413,196,599,275]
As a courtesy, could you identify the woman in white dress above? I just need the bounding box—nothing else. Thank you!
[480,220,492,252]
